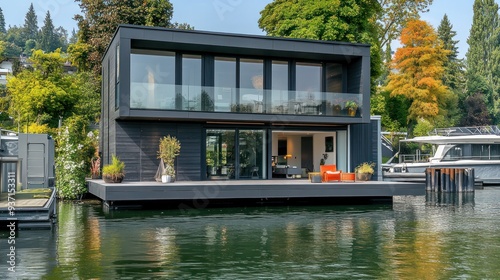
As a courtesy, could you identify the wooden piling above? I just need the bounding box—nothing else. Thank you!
[425,168,474,193]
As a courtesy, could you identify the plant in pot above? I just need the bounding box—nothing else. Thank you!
[345,100,359,116]
[355,162,375,181]
[158,135,181,183]
[102,155,125,183]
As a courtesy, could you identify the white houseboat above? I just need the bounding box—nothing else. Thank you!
[384,126,500,185]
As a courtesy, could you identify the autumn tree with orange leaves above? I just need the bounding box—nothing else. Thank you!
[386,19,450,132]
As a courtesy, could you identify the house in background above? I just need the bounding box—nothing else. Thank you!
[0,60,13,85]
[100,25,380,182]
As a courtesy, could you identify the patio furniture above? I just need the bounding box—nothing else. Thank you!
[320,164,341,182]
[341,172,356,182]
[308,172,322,183]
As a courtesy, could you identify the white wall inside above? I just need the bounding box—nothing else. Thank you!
[312,132,336,171]
[287,136,301,167]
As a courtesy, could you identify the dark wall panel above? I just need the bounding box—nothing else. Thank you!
[350,122,375,177]
[114,121,202,182]
[347,58,362,94]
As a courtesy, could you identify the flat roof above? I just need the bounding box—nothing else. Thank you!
[104,24,371,62]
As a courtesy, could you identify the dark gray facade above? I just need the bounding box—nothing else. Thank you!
[101,25,374,182]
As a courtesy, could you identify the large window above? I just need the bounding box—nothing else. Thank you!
[214,57,236,112]
[295,62,322,115]
[130,50,175,109]
[126,51,360,117]
[240,59,264,113]
[181,54,202,111]
[271,61,289,114]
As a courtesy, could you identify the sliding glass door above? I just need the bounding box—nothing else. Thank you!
[206,129,267,180]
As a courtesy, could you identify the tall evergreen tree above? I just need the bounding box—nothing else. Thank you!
[437,14,463,126]
[40,11,57,52]
[466,0,500,122]
[0,7,6,34]
[23,3,39,42]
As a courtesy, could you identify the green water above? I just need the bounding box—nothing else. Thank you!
[2,189,500,279]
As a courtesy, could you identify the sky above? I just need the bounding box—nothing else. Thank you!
[0,0,493,58]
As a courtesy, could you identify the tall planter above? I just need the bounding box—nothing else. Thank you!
[157,135,181,183]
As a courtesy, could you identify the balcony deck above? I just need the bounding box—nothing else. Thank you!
[88,179,425,209]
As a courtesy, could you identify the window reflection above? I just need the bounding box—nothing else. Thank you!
[181,55,202,111]
[130,50,175,109]
[296,62,322,115]
[214,57,236,112]
[240,59,264,113]
[271,61,289,114]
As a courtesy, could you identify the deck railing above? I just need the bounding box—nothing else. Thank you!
[129,84,363,117]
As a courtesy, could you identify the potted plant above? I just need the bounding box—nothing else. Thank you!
[345,100,359,116]
[158,135,181,183]
[355,162,375,181]
[90,156,101,179]
[102,155,125,183]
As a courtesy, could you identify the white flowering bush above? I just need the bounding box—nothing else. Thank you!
[55,117,98,200]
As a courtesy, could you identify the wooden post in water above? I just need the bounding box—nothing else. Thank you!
[425,168,474,193]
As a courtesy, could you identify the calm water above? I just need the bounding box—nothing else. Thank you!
[2,189,500,279]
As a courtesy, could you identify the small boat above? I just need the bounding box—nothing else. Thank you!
[383,126,500,185]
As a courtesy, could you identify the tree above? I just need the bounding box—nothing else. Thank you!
[466,0,500,122]
[437,14,463,126]
[5,49,77,129]
[0,7,6,34]
[461,92,492,126]
[22,3,38,43]
[258,0,382,89]
[39,11,59,52]
[386,19,450,132]
[376,0,434,52]
[74,0,189,74]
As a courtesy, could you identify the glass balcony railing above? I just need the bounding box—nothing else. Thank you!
[129,83,363,117]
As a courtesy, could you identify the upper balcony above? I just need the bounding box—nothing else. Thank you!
[129,84,363,118]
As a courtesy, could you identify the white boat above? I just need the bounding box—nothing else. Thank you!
[383,126,500,185]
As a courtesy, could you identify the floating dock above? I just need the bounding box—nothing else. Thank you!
[0,189,57,230]
[88,179,425,209]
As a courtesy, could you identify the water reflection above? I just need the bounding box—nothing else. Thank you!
[425,191,475,207]
[2,189,500,279]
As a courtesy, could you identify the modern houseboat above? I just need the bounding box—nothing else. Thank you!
[384,126,500,184]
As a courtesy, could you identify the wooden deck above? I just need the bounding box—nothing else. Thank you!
[88,179,425,208]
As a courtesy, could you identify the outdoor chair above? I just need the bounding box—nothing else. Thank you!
[320,164,341,182]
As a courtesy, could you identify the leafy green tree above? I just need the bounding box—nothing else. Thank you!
[67,42,91,72]
[22,3,38,42]
[258,0,382,89]
[466,0,500,122]
[386,20,450,133]
[5,25,25,51]
[74,0,190,74]
[0,7,6,34]
[5,49,76,129]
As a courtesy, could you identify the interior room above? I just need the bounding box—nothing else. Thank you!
[271,130,347,178]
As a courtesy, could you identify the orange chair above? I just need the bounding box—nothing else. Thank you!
[320,164,341,182]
